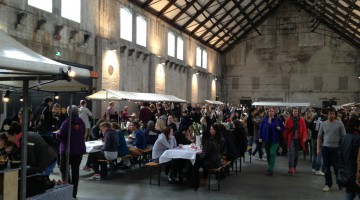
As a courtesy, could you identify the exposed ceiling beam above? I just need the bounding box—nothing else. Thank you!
[198,4,239,39]
[181,1,214,29]
[231,0,261,35]
[327,0,360,22]
[222,0,286,53]
[189,0,232,36]
[171,0,197,22]
[208,0,265,46]
[141,0,154,8]
[293,1,360,49]
[157,0,177,16]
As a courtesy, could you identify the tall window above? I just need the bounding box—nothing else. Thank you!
[120,7,132,42]
[167,32,175,57]
[61,0,81,23]
[202,50,207,69]
[136,16,147,47]
[196,47,202,67]
[177,37,183,60]
[28,0,52,13]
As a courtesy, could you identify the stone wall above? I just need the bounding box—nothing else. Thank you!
[223,2,360,107]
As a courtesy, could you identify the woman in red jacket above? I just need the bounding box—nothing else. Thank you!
[283,107,307,174]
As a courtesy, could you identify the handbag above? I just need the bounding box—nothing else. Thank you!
[276,118,285,145]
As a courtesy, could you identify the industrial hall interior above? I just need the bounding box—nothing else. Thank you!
[0,0,359,200]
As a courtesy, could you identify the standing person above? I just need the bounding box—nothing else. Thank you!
[139,102,152,129]
[252,110,265,160]
[259,107,284,175]
[305,110,324,175]
[105,101,116,121]
[317,107,346,192]
[121,106,130,122]
[338,118,360,200]
[52,103,67,131]
[57,105,86,199]
[283,108,307,174]
[167,115,177,132]
[78,100,93,141]
[34,97,55,137]
[246,108,257,155]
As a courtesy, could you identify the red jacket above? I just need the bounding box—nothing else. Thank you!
[283,117,307,151]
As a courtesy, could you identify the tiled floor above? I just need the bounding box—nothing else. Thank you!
[50,154,344,200]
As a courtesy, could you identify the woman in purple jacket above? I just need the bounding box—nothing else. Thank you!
[57,105,86,199]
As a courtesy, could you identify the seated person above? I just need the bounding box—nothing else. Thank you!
[174,126,192,145]
[152,126,177,183]
[111,122,131,169]
[88,122,119,180]
[131,121,146,150]
[144,121,161,148]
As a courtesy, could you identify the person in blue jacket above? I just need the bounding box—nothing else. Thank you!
[110,122,131,169]
[131,121,146,150]
[259,107,284,175]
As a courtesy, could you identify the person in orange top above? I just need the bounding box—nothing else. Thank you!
[283,107,307,174]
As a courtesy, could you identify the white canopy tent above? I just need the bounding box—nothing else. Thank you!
[204,100,225,105]
[252,102,311,107]
[0,29,96,200]
[86,89,187,103]
[340,102,360,108]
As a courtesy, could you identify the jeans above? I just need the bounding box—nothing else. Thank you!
[265,143,279,172]
[345,191,360,200]
[43,159,57,176]
[89,151,106,174]
[247,136,254,148]
[60,154,83,198]
[322,146,339,187]
[311,139,322,170]
[252,139,263,159]
[288,139,300,169]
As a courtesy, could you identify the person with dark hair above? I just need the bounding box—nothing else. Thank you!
[233,120,247,159]
[174,126,192,145]
[131,121,146,149]
[1,107,33,132]
[111,122,131,169]
[139,102,152,129]
[338,117,360,199]
[246,108,257,155]
[57,105,86,198]
[6,121,57,181]
[144,121,160,148]
[259,107,285,176]
[179,110,191,130]
[252,110,265,160]
[283,108,307,174]
[317,107,346,192]
[52,103,67,131]
[91,119,105,140]
[88,122,119,180]
[105,101,116,121]
[34,97,55,137]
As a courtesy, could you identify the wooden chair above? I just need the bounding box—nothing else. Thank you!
[145,162,161,186]
[98,159,116,177]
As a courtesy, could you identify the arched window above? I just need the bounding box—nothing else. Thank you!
[196,47,202,67]
[177,37,183,60]
[61,0,81,23]
[28,0,52,13]
[120,7,133,42]
[136,16,147,47]
[167,32,175,57]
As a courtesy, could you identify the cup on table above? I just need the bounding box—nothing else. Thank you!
[179,144,183,148]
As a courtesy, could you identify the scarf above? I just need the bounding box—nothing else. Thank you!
[291,116,299,138]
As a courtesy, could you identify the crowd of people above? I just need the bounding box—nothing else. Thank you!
[1,97,360,199]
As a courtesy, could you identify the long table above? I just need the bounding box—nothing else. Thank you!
[159,145,202,165]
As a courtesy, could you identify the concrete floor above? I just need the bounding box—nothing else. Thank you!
[51,155,344,200]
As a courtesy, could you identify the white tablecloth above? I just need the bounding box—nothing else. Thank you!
[159,145,202,165]
[85,140,104,153]
[27,184,73,200]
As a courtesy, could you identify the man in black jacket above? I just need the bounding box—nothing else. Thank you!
[34,97,55,137]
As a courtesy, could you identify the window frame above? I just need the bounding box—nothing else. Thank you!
[136,15,147,47]
[176,36,184,60]
[120,7,133,42]
[167,31,176,57]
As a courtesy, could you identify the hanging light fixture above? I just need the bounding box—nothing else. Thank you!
[54,92,60,100]
[20,95,24,102]
[3,90,10,102]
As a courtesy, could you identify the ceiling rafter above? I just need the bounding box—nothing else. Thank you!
[207,1,264,46]
[180,1,214,30]
[294,1,360,48]
[221,0,285,52]
[171,0,197,22]
[141,0,154,8]
[157,0,177,16]
[231,0,261,35]
[327,0,360,22]
[189,0,232,36]
[198,5,239,39]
